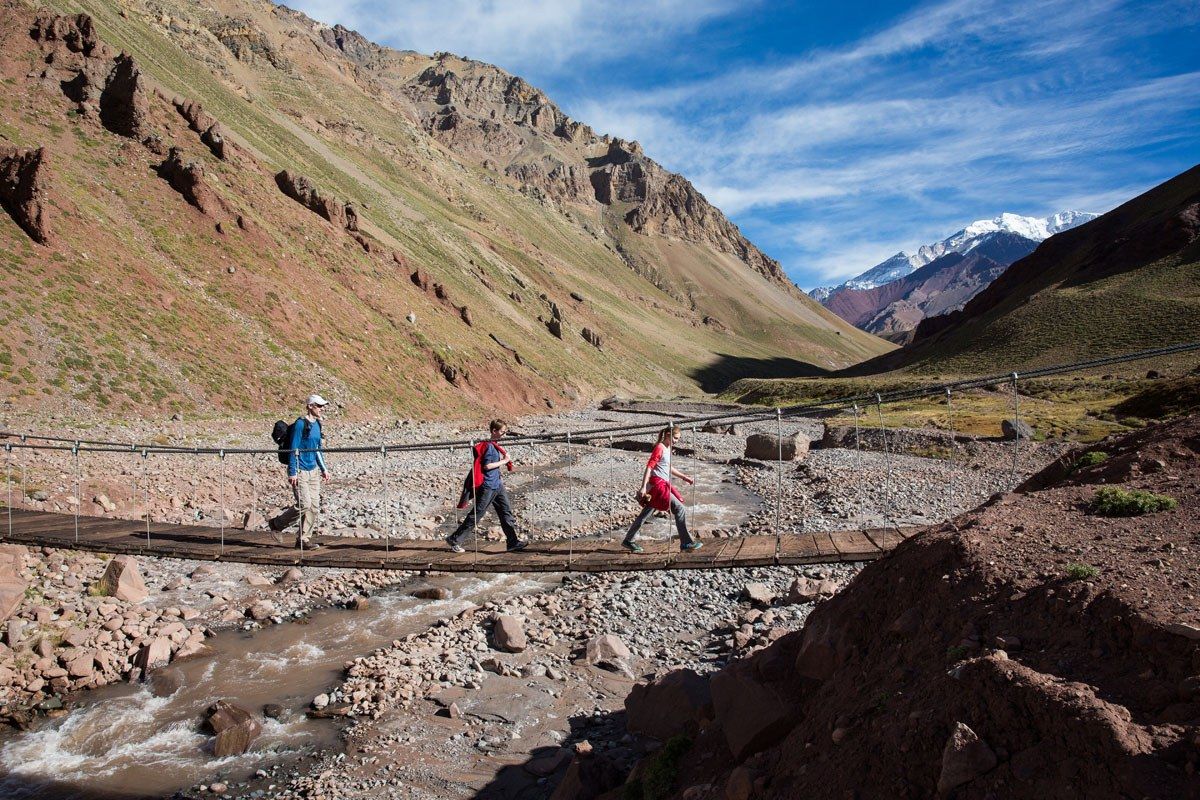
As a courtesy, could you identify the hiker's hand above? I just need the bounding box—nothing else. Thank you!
[288,476,298,487]
[684,475,695,485]
[322,471,331,482]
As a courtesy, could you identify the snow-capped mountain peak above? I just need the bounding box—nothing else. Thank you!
[811,210,1098,297]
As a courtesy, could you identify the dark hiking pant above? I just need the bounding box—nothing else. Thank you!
[448,486,520,548]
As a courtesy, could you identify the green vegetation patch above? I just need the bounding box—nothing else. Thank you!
[623,735,693,800]
[1091,486,1178,517]
[1064,563,1100,581]
[1071,450,1109,471]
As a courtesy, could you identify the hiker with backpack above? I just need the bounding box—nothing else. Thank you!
[445,419,528,553]
[268,394,330,549]
[622,424,702,553]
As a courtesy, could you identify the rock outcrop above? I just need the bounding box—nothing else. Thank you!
[0,147,52,243]
[173,99,228,160]
[30,14,149,140]
[98,54,149,139]
[275,171,355,230]
[401,59,789,286]
[158,148,223,215]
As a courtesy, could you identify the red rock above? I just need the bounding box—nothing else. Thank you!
[0,146,53,243]
[492,614,526,652]
[96,555,148,603]
[624,668,712,741]
[709,663,795,760]
[937,722,997,796]
[205,700,262,757]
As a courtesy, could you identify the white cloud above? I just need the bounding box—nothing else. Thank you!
[290,0,745,73]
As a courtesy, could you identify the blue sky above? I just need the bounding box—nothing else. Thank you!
[291,0,1200,290]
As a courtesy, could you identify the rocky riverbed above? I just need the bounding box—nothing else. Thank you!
[0,406,1065,798]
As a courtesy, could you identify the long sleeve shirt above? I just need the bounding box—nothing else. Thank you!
[287,417,327,477]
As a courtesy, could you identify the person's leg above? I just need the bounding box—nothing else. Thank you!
[670,498,694,546]
[493,487,520,547]
[448,488,495,547]
[296,469,320,545]
[623,505,654,545]
[269,481,301,534]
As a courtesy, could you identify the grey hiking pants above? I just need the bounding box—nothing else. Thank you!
[624,498,693,546]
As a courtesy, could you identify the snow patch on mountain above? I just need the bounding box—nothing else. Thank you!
[810,210,1098,297]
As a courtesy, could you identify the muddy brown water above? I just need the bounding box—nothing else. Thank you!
[0,573,555,799]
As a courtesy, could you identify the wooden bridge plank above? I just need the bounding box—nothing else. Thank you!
[0,510,902,573]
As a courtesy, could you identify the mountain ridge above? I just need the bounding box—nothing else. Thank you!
[0,0,887,417]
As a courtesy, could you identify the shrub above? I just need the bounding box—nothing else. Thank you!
[945,644,971,662]
[1065,563,1100,581]
[1092,486,1178,517]
[624,735,693,800]
[1071,450,1108,471]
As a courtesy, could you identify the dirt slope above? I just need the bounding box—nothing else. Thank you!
[614,414,1200,799]
[0,0,887,419]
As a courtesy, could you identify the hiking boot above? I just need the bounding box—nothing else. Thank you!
[681,541,703,552]
[506,540,529,553]
[622,541,644,553]
[297,539,322,550]
[445,536,465,554]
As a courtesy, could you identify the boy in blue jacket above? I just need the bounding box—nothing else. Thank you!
[270,394,330,548]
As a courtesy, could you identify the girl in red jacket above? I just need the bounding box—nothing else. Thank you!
[623,425,701,553]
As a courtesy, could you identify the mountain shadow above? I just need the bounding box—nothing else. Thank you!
[691,354,831,393]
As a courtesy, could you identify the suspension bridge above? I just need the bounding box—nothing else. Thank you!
[1,343,1196,573]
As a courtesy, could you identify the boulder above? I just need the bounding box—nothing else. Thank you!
[244,572,273,588]
[492,614,527,653]
[581,328,602,348]
[785,577,839,604]
[549,750,624,800]
[710,663,795,760]
[1001,418,1034,440]
[0,547,27,622]
[411,586,449,600]
[276,567,303,584]
[744,432,809,461]
[937,722,997,796]
[247,601,275,621]
[174,98,216,133]
[134,637,172,672]
[239,510,266,531]
[624,668,712,741]
[741,583,775,608]
[96,555,148,603]
[0,146,53,243]
[585,634,631,671]
[205,700,262,758]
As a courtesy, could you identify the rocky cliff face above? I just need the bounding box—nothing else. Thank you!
[399,57,790,286]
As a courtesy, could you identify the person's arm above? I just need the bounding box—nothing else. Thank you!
[316,445,329,478]
[287,418,302,481]
[484,443,509,471]
[669,465,694,484]
[642,445,663,493]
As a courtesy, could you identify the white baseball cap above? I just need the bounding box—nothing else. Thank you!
[306,393,329,407]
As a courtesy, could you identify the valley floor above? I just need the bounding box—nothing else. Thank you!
[0,405,1064,798]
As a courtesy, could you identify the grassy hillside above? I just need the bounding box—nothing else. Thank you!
[856,163,1200,375]
[0,0,889,420]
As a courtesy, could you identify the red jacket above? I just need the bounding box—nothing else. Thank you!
[456,441,514,508]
